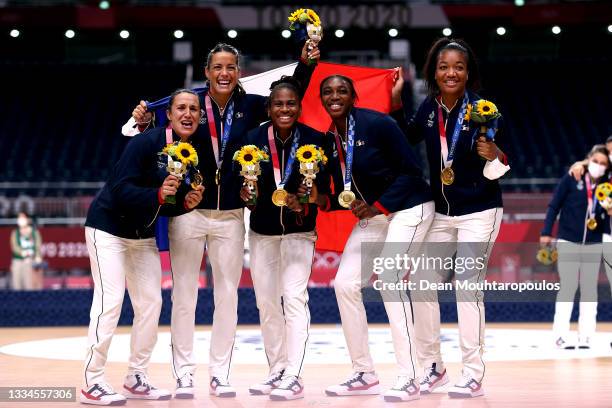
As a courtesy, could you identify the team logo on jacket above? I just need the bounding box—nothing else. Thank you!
[235,112,243,119]
[577,180,584,190]
[200,116,207,125]
[427,111,435,127]
[356,140,365,146]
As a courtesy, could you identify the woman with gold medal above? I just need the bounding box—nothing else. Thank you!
[393,38,510,398]
[238,76,333,401]
[318,74,435,402]
[541,144,611,349]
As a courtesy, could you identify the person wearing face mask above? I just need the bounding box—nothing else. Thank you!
[568,135,612,181]
[239,76,333,401]
[80,90,204,406]
[123,42,320,399]
[541,144,611,350]
[10,212,42,290]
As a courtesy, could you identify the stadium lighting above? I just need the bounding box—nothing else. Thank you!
[334,29,345,38]
[65,29,75,39]
[119,30,130,39]
[173,30,184,39]
[388,28,399,38]
[608,25,612,33]
[442,28,452,37]
[552,26,561,35]
[496,27,506,36]
[9,29,20,38]
[515,0,525,6]
[227,29,238,39]
[281,29,291,39]
[99,1,110,10]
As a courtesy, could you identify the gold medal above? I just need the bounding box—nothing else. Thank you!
[338,190,356,209]
[190,171,203,189]
[272,188,288,207]
[215,169,221,185]
[587,218,598,231]
[441,167,455,186]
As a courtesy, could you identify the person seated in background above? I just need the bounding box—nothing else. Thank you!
[541,144,611,349]
[9,212,42,290]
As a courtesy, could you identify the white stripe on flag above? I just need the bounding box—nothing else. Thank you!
[240,63,299,96]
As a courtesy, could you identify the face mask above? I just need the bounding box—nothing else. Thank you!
[17,217,28,228]
[588,161,606,179]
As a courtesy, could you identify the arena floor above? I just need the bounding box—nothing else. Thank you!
[1,323,611,407]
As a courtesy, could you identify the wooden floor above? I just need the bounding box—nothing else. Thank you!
[1,323,611,407]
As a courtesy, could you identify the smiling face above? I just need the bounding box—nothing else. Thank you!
[166,93,201,140]
[320,77,355,121]
[435,49,468,99]
[205,51,240,99]
[269,88,301,135]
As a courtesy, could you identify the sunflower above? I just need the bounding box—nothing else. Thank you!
[306,9,321,26]
[475,100,498,117]
[234,145,260,166]
[296,145,318,163]
[596,182,612,201]
[463,103,472,121]
[174,142,198,166]
[318,147,328,165]
[288,8,305,23]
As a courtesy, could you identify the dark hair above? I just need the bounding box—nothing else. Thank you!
[319,75,358,100]
[205,42,245,95]
[588,144,609,160]
[267,76,302,108]
[606,135,612,144]
[423,38,480,98]
[166,89,200,110]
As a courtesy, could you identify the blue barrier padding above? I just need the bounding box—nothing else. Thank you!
[0,288,611,327]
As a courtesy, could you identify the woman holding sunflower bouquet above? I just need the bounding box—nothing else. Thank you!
[125,41,320,398]
[81,89,204,405]
[392,38,510,398]
[239,76,333,401]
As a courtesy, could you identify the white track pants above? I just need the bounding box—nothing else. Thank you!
[168,208,245,381]
[249,230,316,377]
[83,227,163,387]
[334,202,434,378]
[412,207,503,382]
[553,239,601,341]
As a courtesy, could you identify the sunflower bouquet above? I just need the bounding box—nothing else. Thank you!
[468,99,502,141]
[288,8,322,63]
[296,144,328,204]
[233,145,269,205]
[537,245,558,266]
[595,182,612,210]
[160,142,199,204]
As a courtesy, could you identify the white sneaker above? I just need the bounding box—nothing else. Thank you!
[269,375,304,401]
[175,372,194,399]
[419,362,449,394]
[249,370,284,395]
[556,336,576,350]
[325,371,381,396]
[80,383,126,406]
[447,373,484,398]
[123,372,171,400]
[578,336,591,349]
[209,376,236,398]
[383,376,420,402]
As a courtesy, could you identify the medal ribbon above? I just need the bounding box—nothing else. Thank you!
[204,94,234,169]
[585,175,596,221]
[438,96,468,169]
[333,114,355,192]
[267,125,300,189]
